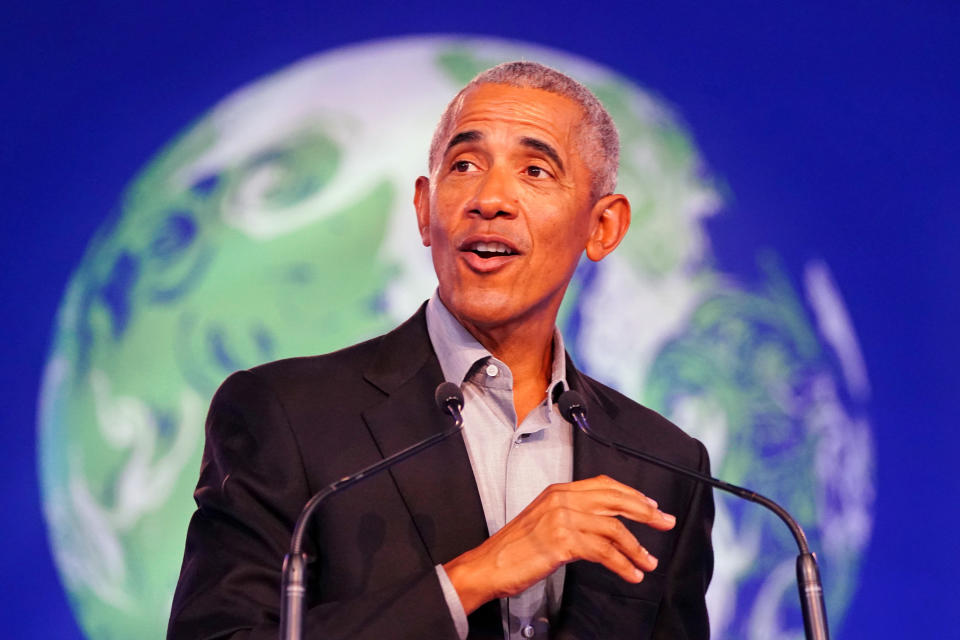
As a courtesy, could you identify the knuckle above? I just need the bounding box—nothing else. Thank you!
[600,541,619,562]
[546,490,566,510]
[605,516,624,535]
[603,518,621,537]
[614,522,638,548]
[548,507,571,529]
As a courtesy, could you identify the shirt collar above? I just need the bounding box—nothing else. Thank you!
[425,291,568,396]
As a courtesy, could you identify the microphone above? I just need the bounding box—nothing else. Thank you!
[557,390,830,640]
[279,382,465,640]
[435,381,465,423]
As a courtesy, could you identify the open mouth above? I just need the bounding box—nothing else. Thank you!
[462,240,519,259]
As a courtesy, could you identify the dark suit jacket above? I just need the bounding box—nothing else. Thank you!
[168,305,714,640]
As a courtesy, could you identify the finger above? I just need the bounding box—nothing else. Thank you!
[561,475,655,502]
[558,475,665,513]
[582,537,646,584]
[552,510,660,573]
[592,515,660,572]
[544,477,657,512]
[555,488,676,531]
[573,517,661,582]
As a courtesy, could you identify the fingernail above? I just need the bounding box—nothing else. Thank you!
[647,554,659,570]
[645,496,658,508]
[633,569,644,582]
[662,513,676,527]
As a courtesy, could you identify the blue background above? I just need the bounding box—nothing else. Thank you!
[3,2,958,637]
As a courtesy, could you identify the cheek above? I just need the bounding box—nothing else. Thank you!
[427,196,456,242]
[429,215,456,249]
[534,219,588,268]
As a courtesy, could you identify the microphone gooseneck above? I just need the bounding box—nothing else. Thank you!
[279,382,466,640]
[557,389,830,640]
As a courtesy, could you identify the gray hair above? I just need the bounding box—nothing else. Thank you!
[428,61,620,199]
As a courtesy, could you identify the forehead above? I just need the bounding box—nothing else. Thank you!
[448,83,585,150]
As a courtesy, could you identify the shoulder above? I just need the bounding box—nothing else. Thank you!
[244,332,385,395]
[215,303,433,414]
[204,333,386,432]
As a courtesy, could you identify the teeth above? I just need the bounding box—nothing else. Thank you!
[471,241,512,254]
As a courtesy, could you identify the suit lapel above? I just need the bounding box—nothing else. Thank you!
[558,362,662,638]
[566,361,643,487]
[362,308,503,637]
[361,306,490,565]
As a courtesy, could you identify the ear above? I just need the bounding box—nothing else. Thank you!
[585,194,631,262]
[414,176,432,247]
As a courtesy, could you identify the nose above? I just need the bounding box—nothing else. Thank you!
[468,164,517,220]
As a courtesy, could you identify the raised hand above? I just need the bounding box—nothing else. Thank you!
[443,474,676,614]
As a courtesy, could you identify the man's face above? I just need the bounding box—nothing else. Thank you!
[415,83,599,333]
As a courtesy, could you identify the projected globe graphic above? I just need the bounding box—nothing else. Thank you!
[38,36,874,639]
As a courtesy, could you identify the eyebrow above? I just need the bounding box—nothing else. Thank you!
[520,136,564,173]
[446,130,482,153]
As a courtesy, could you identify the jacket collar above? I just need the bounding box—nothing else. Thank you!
[360,304,502,636]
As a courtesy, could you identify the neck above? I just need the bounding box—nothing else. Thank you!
[445,300,558,425]
[471,318,554,385]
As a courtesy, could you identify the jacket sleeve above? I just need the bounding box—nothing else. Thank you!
[166,369,462,640]
[650,439,715,640]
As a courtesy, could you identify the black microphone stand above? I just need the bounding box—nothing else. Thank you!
[278,383,465,640]
[558,391,830,640]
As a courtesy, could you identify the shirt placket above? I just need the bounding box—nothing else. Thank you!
[505,402,555,638]
[469,357,563,639]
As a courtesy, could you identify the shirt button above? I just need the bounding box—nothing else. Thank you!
[521,625,535,638]
[485,363,499,377]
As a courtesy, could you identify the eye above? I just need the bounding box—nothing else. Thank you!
[525,165,551,178]
[453,160,478,173]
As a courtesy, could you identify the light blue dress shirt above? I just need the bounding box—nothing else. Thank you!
[426,294,573,640]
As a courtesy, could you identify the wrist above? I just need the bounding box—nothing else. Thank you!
[443,548,495,615]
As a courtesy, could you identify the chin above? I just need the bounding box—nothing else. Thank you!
[442,283,562,333]
[441,286,522,328]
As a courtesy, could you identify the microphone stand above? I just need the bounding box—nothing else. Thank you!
[278,383,465,640]
[558,391,829,640]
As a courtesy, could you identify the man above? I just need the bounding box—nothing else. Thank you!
[169,62,713,640]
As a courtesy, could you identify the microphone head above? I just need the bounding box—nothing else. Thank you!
[557,390,587,423]
[434,382,464,414]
